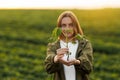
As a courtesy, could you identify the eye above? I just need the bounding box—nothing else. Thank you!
[69,23,73,27]
[61,24,66,28]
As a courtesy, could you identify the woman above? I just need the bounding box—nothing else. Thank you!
[45,11,93,80]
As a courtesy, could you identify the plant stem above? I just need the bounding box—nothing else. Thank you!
[65,34,70,61]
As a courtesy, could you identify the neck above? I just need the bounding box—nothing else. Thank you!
[62,37,76,43]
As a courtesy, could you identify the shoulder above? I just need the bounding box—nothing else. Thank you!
[78,38,89,44]
[47,40,60,48]
[78,39,92,48]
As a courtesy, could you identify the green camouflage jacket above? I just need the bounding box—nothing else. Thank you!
[45,39,93,80]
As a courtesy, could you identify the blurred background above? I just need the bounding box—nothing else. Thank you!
[0,0,120,80]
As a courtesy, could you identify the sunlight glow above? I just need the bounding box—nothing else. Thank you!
[0,0,120,9]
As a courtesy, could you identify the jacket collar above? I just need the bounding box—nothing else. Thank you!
[77,40,87,53]
[54,39,87,53]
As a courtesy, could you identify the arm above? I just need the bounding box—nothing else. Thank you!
[44,42,61,74]
[75,40,93,74]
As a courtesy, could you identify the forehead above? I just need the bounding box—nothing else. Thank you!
[61,17,73,24]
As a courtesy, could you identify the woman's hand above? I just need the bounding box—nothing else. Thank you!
[54,48,68,63]
[58,59,80,66]
[69,59,80,65]
[54,48,80,66]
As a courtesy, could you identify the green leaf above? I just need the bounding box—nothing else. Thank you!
[65,29,73,33]
[75,34,85,40]
[49,27,62,42]
[56,27,62,37]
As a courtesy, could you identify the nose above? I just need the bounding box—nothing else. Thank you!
[66,25,69,28]
[65,26,69,31]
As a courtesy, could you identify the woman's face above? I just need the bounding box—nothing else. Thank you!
[61,17,74,39]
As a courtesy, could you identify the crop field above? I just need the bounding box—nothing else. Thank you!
[0,9,120,80]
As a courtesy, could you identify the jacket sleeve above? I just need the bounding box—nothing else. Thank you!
[75,40,93,74]
[44,43,61,74]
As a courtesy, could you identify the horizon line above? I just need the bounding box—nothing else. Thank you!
[0,7,120,10]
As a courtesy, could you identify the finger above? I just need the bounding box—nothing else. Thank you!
[58,55,64,58]
[57,52,65,55]
[68,60,76,65]
[57,48,69,52]
[59,59,71,66]
[62,48,69,52]
[57,51,68,55]
[61,48,69,50]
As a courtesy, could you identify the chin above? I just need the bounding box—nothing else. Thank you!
[67,35,74,38]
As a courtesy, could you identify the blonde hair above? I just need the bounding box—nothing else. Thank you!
[57,11,83,40]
